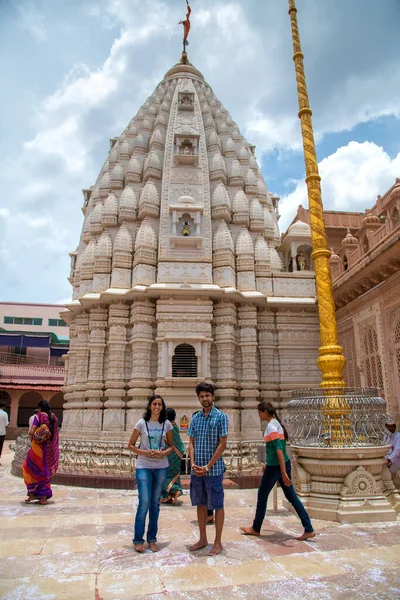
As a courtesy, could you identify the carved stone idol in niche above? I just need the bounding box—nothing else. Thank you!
[181,221,191,236]
[180,415,189,430]
[180,140,194,155]
[178,92,194,111]
[174,134,199,166]
[297,251,307,271]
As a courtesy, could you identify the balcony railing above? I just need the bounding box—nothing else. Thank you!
[0,351,65,368]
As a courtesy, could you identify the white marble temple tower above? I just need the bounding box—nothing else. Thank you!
[61,57,320,440]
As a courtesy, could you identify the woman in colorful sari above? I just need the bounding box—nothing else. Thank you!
[160,408,185,504]
[22,399,60,505]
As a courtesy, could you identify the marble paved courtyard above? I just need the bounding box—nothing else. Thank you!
[0,442,399,600]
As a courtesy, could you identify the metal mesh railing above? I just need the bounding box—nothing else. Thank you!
[11,436,266,477]
[0,351,65,367]
[286,387,390,447]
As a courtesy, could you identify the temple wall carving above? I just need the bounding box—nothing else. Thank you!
[337,270,400,419]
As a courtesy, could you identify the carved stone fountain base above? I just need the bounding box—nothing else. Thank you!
[284,445,400,524]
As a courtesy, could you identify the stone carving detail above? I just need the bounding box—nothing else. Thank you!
[341,466,379,496]
[158,262,212,283]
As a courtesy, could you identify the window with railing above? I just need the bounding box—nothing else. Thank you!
[48,318,67,327]
[3,316,43,326]
[361,326,384,389]
[172,344,197,377]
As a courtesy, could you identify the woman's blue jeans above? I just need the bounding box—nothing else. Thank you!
[253,460,313,533]
[134,467,168,544]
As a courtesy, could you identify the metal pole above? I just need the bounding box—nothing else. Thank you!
[287,0,346,390]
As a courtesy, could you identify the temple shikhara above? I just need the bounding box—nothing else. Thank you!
[60,48,321,440]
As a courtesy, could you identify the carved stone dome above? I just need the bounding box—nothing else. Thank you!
[255,235,270,262]
[119,185,137,221]
[114,222,133,252]
[69,54,285,303]
[214,220,234,252]
[329,248,341,264]
[135,217,157,250]
[250,198,264,225]
[164,61,204,80]
[95,230,112,258]
[110,164,124,188]
[245,168,257,187]
[89,203,103,234]
[102,192,118,226]
[287,220,311,237]
[138,180,160,219]
[119,140,131,160]
[269,243,283,271]
[257,178,268,198]
[233,190,249,213]
[236,226,254,255]
[212,183,231,209]
[342,228,358,246]
[126,156,141,181]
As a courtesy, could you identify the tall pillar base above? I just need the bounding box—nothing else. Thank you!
[284,445,400,524]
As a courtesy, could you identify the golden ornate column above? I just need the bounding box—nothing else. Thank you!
[288,0,346,389]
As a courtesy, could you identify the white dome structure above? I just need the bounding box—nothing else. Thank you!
[63,50,320,441]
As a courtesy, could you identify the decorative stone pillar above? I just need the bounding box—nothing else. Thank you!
[66,312,89,438]
[258,308,280,410]
[238,304,260,439]
[61,321,77,434]
[214,301,240,438]
[84,306,108,435]
[126,299,155,433]
[103,302,130,437]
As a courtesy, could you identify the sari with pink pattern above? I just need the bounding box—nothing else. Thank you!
[22,412,60,499]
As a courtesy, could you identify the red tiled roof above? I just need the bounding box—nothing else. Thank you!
[0,383,62,391]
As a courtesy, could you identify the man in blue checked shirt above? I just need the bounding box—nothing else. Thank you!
[188,382,228,556]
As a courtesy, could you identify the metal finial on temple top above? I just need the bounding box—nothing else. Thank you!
[178,0,191,62]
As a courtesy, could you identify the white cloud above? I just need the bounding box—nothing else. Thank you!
[1,0,400,302]
[279,141,400,231]
[16,1,48,42]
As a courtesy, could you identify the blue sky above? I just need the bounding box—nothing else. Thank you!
[0,0,399,303]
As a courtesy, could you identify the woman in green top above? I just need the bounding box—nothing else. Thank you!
[160,408,185,504]
[240,400,315,540]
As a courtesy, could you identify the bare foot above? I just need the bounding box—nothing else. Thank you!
[240,526,260,536]
[208,543,223,556]
[148,542,159,552]
[188,540,208,552]
[295,531,316,541]
[134,543,145,553]
[25,495,37,503]
[160,497,171,504]
[206,516,214,524]
[171,491,182,505]
[38,497,48,505]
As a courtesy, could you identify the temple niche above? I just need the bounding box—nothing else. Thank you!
[61,56,321,442]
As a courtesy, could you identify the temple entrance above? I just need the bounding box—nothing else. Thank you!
[17,391,44,427]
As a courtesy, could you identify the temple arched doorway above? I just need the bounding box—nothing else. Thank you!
[17,391,44,427]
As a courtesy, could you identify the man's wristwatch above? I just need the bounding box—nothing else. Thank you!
[205,465,209,472]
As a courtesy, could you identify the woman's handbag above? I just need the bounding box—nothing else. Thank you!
[33,423,51,444]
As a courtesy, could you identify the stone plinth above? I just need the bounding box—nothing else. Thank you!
[285,445,400,524]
